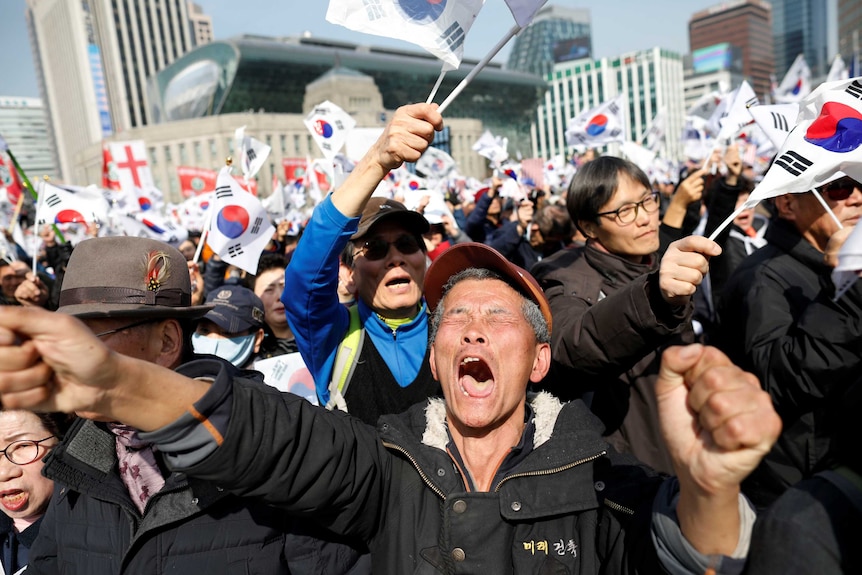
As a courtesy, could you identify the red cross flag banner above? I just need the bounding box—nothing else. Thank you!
[109,140,154,192]
[35,182,110,226]
[304,101,356,161]
[326,0,485,70]
[709,77,862,240]
[565,94,627,148]
[206,166,274,274]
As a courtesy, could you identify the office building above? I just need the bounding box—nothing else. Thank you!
[506,5,592,78]
[770,0,831,80]
[25,0,203,182]
[533,47,686,161]
[837,0,860,71]
[0,96,59,181]
[689,0,773,99]
[188,2,213,47]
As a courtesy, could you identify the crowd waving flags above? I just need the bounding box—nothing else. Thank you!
[565,94,627,149]
[710,77,862,240]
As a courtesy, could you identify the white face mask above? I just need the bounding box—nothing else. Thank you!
[191,332,256,367]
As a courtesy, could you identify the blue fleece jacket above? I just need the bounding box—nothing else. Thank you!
[282,196,428,405]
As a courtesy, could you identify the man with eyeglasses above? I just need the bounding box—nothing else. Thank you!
[532,156,722,474]
[17,236,369,575]
[283,104,442,424]
[715,176,862,509]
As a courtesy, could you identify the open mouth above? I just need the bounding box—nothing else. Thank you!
[0,490,28,512]
[458,356,494,398]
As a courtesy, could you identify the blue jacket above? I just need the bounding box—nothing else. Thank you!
[282,196,428,405]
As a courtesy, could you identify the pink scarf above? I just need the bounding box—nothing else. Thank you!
[109,424,166,514]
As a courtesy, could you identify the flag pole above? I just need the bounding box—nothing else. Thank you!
[438,23,522,115]
[426,67,447,104]
[812,189,844,229]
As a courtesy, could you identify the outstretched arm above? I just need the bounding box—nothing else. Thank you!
[0,306,207,430]
[656,344,781,555]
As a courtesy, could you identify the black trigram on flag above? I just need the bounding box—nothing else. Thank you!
[607,101,620,115]
[322,142,332,151]
[245,147,257,163]
[227,244,245,257]
[362,0,384,20]
[772,112,790,132]
[335,120,344,130]
[570,134,587,145]
[45,194,61,207]
[250,217,264,235]
[846,80,862,100]
[774,151,813,176]
[436,22,465,52]
[609,128,622,137]
[215,185,232,199]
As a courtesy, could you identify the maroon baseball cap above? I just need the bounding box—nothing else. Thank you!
[424,242,553,333]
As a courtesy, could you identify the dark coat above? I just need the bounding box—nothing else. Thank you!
[27,417,369,575]
[533,244,694,474]
[172,378,678,575]
[715,217,862,508]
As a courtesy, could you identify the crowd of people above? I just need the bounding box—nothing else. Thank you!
[0,100,859,574]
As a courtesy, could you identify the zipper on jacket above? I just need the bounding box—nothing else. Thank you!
[493,450,607,492]
[382,441,447,500]
[604,499,635,515]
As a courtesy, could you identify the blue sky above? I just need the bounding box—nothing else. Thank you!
[0,0,721,98]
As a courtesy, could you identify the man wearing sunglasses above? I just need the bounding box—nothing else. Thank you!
[283,104,443,424]
[715,176,862,509]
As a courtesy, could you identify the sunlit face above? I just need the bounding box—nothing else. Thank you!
[583,173,660,262]
[787,181,862,251]
[352,221,426,319]
[0,411,58,531]
[0,263,27,298]
[254,268,287,332]
[733,192,755,231]
[430,279,550,439]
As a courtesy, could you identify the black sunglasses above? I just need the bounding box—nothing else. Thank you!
[355,234,422,261]
[822,179,861,202]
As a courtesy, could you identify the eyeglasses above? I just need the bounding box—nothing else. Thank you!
[822,179,861,202]
[0,436,56,465]
[94,318,156,338]
[596,191,661,225]
[354,234,422,261]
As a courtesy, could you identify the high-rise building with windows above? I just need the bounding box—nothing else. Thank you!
[533,48,685,161]
[188,2,213,47]
[688,0,773,99]
[25,0,205,182]
[770,0,831,80]
[837,0,861,71]
[506,5,592,78]
[0,96,59,181]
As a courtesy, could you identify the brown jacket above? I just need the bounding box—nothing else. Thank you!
[532,243,694,473]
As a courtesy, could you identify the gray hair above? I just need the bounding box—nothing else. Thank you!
[428,268,550,344]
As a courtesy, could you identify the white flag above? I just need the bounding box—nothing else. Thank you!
[119,212,188,245]
[502,0,548,27]
[748,103,798,149]
[36,183,110,226]
[644,110,666,152]
[415,146,456,180]
[716,81,758,142]
[471,130,509,166]
[565,94,627,148]
[206,167,275,274]
[826,55,849,83]
[304,101,356,161]
[326,0,484,69]
[620,141,657,174]
[775,54,812,104]
[234,126,272,180]
[742,77,862,210]
[108,140,154,192]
